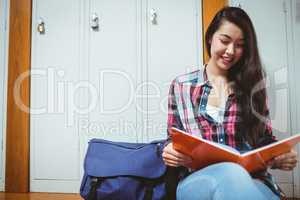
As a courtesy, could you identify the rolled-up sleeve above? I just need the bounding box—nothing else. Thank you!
[167,79,184,138]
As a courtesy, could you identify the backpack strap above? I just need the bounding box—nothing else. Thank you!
[87,177,102,200]
[143,180,154,200]
[165,166,187,200]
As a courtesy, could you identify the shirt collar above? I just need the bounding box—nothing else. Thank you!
[202,64,236,97]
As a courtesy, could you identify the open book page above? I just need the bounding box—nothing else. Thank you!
[170,127,300,173]
[170,128,242,170]
[240,134,300,172]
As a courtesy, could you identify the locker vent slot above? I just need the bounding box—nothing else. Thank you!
[297,0,300,23]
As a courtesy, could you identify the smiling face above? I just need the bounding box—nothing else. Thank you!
[209,21,245,71]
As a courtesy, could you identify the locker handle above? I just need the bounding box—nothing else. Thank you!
[37,18,45,34]
[91,13,99,31]
[150,8,157,25]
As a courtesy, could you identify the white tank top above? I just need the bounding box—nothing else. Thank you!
[206,104,225,123]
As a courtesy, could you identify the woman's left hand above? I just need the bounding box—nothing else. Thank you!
[267,149,298,171]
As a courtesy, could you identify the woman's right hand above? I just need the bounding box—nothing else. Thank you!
[162,142,192,167]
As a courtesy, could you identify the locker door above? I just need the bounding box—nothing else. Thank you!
[145,0,202,142]
[0,0,8,191]
[231,0,294,196]
[87,0,141,142]
[30,0,82,192]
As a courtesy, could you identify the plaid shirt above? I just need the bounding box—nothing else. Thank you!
[167,67,274,149]
[166,67,283,197]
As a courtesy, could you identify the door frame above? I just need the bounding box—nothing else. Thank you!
[5,0,32,192]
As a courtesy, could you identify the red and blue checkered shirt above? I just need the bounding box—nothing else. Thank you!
[167,67,274,149]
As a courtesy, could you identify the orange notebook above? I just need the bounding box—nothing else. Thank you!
[170,127,300,173]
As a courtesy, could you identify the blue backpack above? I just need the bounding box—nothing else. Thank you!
[80,139,177,200]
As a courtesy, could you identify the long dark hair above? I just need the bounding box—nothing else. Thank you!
[205,7,268,147]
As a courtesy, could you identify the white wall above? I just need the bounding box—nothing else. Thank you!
[0,0,9,192]
[291,0,300,196]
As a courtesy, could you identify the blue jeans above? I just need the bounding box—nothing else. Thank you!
[177,162,280,200]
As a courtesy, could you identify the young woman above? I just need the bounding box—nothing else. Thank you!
[162,6,298,200]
